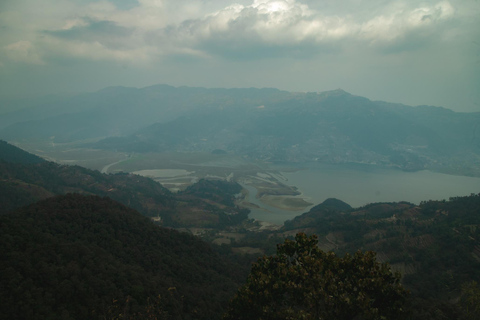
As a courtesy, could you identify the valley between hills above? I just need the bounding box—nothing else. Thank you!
[2,138,480,319]
[2,85,480,319]
[13,141,314,215]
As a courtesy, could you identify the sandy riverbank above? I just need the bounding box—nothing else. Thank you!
[238,172,313,213]
[260,194,313,211]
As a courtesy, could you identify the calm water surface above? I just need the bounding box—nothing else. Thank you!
[248,163,480,224]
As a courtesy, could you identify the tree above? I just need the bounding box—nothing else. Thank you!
[459,281,480,320]
[224,233,409,320]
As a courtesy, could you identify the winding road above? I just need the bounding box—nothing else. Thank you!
[101,155,131,174]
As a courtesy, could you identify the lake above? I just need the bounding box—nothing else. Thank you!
[247,163,480,224]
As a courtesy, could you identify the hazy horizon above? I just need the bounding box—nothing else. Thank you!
[1,3,480,316]
[1,0,479,112]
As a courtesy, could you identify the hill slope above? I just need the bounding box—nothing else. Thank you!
[2,85,480,175]
[0,141,248,228]
[0,139,45,164]
[91,88,480,175]
[281,195,480,318]
[0,194,250,320]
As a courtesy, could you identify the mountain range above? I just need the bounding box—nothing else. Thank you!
[1,85,480,176]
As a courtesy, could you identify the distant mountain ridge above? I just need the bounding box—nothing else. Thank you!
[93,87,480,175]
[1,85,480,175]
[0,85,291,142]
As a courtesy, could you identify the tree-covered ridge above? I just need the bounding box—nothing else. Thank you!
[0,161,174,217]
[181,179,242,208]
[0,141,249,228]
[280,195,480,318]
[176,179,249,227]
[225,233,409,320]
[0,139,45,164]
[0,194,251,320]
[2,141,480,319]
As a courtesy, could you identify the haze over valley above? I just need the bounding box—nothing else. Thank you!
[1,0,479,225]
[1,0,480,318]
[2,85,480,225]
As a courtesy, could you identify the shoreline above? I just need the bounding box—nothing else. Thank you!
[259,194,313,211]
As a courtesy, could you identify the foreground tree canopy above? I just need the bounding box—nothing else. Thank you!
[225,233,409,320]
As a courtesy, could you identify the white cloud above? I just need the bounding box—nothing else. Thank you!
[0,0,477,113]
[5,41,44,64]
[150,0,463,59]
[358,1,455,42]
[0,0,470,64]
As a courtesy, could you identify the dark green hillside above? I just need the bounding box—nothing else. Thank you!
[0,141,249,228]
[175,179,249,227]
[282,194,480,318]
[181,179,242,207]
[0,160,248,227]
[0,194,250,320]
[0,160,174,217]
[283,198,355,234]
[0,139,44,164]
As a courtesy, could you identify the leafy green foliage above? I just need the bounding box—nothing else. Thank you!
[460,281,480,320]
[224,233,408,320]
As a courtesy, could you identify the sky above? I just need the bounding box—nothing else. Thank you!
[0,0,479,112]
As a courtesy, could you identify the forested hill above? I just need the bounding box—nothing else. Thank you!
[281,195,480,318]
[0,141,247,228]
[0,139,44,164]
[0,194,251,320]
[0,160,174,219]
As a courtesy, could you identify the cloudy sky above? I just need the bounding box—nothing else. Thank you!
[1,0,479,111]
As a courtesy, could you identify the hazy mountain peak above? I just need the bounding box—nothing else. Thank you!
[2,84,480,176]
[96,85,140,94]
[142,83,177,92]
[321,88,352,97]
